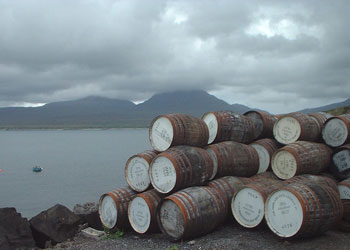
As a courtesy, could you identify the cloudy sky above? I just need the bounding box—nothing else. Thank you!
[0,0,349,113]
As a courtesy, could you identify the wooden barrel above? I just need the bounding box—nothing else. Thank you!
[206,141,259,178]
[265,182,343,238]
[273,112,320,145]
[322,114,350,147]
[149,114,209,152]
[231,180,284,228]
[271,141,332,180]
[309,112,333,131]
[98,187,137,232]
[244,110,277,139]
[339,200,350,232]
[128,189,163,234]
[202,111,255,144]
[330,144,350,180]
[249,171,280,182]
[285,174,338,193]
[250,139,281,173]
[125,150,158,192]
[338,178,350,199]
[157,186,226,241]
[207,176,250,214]
[149,146,214,194]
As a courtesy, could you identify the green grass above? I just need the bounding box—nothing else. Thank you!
[325,106,350,116]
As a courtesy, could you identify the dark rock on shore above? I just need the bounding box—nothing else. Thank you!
[0,207,36,250]
[73,202,103,230]
[30,204,82,248]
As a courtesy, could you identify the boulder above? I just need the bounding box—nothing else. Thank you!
[0,207,36,250]
[30,204,82,248]
[73,202,103,230]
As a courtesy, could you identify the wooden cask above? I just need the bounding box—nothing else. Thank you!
[322,114,350,147]
[285,174,338,193]
[265,183,343,238]
[202,111,255,144]
[149,146,214,194]
[125,150,158,192]
[244,110,277,139]
[339,200,350,232]
[128,189,163,234]
[250,139,281,173]
[330,144,350,180]
[309,112,333,131]
[271,141,332,180]
[98,187,136,232]
[208,176,249,214]
[273,112,320,145]
[149,114,209,152]
[206,141,259,178]
[231,180,284,228]
[157,186,226,241]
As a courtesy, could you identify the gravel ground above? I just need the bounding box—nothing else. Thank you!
[46,222,350,250]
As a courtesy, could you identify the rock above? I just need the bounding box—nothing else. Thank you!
[0,207,36,250]
[73,202,103,230]
[30,204,82,248]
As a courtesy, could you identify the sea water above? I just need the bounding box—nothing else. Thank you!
[0,129,150,218]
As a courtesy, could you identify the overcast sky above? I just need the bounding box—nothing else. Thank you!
[0,0,349,113]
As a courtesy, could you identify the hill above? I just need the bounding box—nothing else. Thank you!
[298,98,350,114]
[0,90,251,128]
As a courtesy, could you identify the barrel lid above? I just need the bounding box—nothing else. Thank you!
[206,147,218,180]
[322,118,348,147]
[158,199,185,240]
[99,195,118,229]
[149,156,177,193]
[231,187,265,228]
[150,116,174,152]
[338,185,350,199]
[125,156,150,192]
[271,150,297,180]
[202,112,218,144]
[265,189,303,237]
[252,144,270,173]
[273,116,301,145]
[332,149,350,173]
[128,197,151,233]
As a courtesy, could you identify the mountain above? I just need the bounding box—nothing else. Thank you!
[0,90,252,128]
[298,98,350,114]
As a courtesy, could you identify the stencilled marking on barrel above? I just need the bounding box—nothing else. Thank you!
[159,200,185,239]
[100,196,117,229]
[272,150,297,180]
[150,156,176,193]
[129,197,151,233]
[333,150,350,172]
[127,157,150,191]
[338,185,350,199]
[151,117,174,151]
[252,144,270,173]
[232,188,265,228]
[265,190,303,237]
[323,118,348,147]
[273,117,301,144]
[203,113,218,144]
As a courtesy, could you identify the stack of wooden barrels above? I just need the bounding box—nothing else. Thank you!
[98,110,350,241]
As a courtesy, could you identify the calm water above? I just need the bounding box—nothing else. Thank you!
[0,129,150,218]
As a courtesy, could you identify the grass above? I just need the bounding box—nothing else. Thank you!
[101,227,124,240]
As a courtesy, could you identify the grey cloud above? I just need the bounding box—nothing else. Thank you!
[0,0,349,113]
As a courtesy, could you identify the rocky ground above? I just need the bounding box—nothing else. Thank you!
[46,222,350,250]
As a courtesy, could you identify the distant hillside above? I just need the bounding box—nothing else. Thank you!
[0,90,252,128]
[325,106,350,116]
[299,98,350,114]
